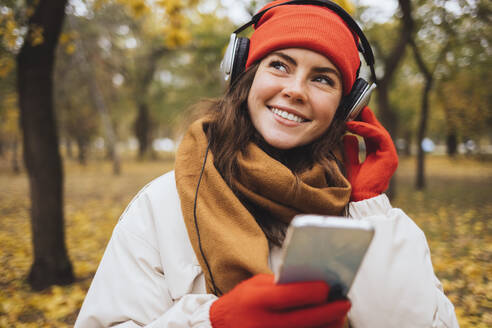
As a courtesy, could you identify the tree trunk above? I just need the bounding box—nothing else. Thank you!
[376,0,413,137]
[76,137,88,165]
[17,0,74,290]
[131,47,167,160]
[436,84,458,158]
[376,81,399,199]
[410,36,449,190]
[415,79,432,190]
[371,0,414,199]
[0,138,4,157]
[446,133,457,157]
[12,138,21,174]
[135,102,151,159]
[65,138,73,159]
[376,79,398,140]
[67,15,121,175]
[403,130,412,157]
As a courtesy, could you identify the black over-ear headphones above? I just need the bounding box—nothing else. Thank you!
[220,0,377,121]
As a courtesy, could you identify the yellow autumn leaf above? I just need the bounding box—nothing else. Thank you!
[131,2,148,17]
[332,0,355,14]
[59,32,70,44]
[29,24,44,46]
[6,19,17,31]
[164,28,191,48]
[65,43,76,55]
[0,57,15,77]
[483,312,492,325]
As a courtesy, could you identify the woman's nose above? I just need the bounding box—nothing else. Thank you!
[282,77,307,103]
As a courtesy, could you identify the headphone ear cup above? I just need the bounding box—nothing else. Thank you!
[339,78,369,120]
[230,37,250,84]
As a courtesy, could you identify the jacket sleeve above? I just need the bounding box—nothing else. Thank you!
[74,180,217,328]
[346,194,459,328]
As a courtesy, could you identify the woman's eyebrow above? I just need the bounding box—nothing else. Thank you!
[270,51,341,79]
[312,67,341,79]
[270,52,297,66]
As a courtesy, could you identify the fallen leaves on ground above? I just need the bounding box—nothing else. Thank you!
[393,156,492,327]
[0,159,174,327]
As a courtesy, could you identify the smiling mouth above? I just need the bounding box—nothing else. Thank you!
[268,106,308,123]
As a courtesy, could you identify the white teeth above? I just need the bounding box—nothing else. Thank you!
[270,107,304,123]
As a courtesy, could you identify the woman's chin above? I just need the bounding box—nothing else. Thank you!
[261,135,303,150]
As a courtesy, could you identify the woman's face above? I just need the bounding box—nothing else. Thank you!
[247,48,343,150]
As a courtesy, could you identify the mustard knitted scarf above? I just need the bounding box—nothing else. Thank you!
[175,119,351,295]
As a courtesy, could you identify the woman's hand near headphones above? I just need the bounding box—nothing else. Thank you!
[209,274,351,328]
[343,107,398,202]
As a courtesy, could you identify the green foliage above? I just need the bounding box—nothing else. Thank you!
[363,19,402,63]
[150,11,235,129]
[387,50,421,137]
[432,0,492,142]
[0,3,20,78]
[50,0,239,150]
[360,0,491,146]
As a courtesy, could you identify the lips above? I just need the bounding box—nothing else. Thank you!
[267,106,309,123]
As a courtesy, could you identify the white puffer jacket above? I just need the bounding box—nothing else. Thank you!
[75,171,459,328]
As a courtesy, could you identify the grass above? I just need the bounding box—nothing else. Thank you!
[0,154,490,327]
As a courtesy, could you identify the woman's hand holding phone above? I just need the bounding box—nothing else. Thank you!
[210,274,350,328]
[343,107,398,202]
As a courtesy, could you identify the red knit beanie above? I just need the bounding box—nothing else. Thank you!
[245,0,360,95]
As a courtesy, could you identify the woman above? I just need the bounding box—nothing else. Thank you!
[75,1,459,327]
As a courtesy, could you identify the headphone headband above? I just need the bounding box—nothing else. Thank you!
[232,0,375,79]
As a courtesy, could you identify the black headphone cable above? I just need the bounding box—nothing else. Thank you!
[193,140,222,296]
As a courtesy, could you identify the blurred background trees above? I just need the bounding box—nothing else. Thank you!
[0,0,491,291]
[1,0,229,290]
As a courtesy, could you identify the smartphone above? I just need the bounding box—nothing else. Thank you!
[275,215,375,298]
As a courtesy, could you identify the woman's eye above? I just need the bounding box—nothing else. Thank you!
[269,61,288,72]
[313,75,335,86]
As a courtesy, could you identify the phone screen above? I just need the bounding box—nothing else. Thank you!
[275,215,374,298]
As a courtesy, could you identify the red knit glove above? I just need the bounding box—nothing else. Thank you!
[209,274,350,328]
[344,107,398,202]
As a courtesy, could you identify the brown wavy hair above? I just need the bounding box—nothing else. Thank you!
[194,63,348,245]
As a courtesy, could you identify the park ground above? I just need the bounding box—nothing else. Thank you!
[0,155,491,327]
